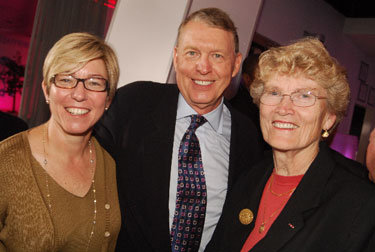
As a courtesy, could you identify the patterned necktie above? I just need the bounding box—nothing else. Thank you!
[171,115,207,252]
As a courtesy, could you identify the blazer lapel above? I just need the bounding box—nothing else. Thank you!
[222,157,274,252]
[252,143,336,252]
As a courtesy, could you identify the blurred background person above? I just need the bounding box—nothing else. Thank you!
[0,111,28,141]
[207,37,375,252]
[229,54,260,127]
[366,128,375,182]
[230,53,270,150]
[0,32,121,251]
[229,54,260,123]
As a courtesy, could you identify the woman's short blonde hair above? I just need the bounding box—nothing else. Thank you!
[250,37,349,128]
[43,32,119,100]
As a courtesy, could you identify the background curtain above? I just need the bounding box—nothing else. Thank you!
[19,0,114,127]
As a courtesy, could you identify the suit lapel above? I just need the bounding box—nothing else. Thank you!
[133,85,179,251]
[226,103,264,189]
[252,143,336,252]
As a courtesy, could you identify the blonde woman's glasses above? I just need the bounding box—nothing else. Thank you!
[52,74,108,92]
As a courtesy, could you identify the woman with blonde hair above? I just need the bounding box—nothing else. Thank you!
[0,32,121,251]
[207,37,375,252]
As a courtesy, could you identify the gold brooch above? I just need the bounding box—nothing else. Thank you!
[239,208,254,225]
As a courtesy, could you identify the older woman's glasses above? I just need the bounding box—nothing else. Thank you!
[52,75,108,92]
[260,89,327,107]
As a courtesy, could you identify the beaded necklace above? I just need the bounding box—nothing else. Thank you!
[42,124,97,252]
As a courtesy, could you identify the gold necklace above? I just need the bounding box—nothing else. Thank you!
[259,174,296,233]
[259,202,286,233]
[268,173,296,197]
[42,124,97,252]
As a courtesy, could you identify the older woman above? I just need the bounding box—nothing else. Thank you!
[0,32,121,251]
[206,37,375,252]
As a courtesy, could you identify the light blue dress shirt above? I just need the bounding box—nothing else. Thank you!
[169,93,231,251]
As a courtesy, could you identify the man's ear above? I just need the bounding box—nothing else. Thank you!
[232,53,243,77]
[173,47,178,69]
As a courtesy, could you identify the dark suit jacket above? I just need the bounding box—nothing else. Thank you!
[229,84,270,151]
[229,84,259,129]
[206,142,375,252]
[94,81,265,252]
[0,111,28,141]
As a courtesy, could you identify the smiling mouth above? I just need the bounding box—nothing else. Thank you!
[272,122,299,129]
[193,80,214,86]
[66,107,89,115]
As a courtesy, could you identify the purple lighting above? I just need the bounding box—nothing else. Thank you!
[329,132,359,160]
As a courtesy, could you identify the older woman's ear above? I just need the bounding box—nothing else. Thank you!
[323,112,336,132]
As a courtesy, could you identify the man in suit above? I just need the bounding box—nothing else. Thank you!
[95,7,264,252]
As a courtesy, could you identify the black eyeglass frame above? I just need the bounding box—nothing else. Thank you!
[51,75,109,92]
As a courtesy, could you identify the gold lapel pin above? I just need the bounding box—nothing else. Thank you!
[239,208,254,225]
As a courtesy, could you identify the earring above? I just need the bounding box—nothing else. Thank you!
[46,99,50,104]
[104,107,108,111]
[322,129,329,138]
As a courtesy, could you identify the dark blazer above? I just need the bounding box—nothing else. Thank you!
[206,142,375,252]
[94,81,265,252]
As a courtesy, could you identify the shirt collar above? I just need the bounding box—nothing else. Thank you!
[176,93,224,134]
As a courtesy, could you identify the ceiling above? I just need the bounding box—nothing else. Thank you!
[324,0,375,18]
[0,0,38,38]
[0,0,374,56]
[324,0,375,57]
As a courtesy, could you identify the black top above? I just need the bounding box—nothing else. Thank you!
[0,111,28,141]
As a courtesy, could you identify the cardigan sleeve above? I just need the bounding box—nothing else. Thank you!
[0,132,55,251]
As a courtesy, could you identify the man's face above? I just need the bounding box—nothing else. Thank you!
[173,20,242,115]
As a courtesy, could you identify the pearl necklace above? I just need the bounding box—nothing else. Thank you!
[42,124,97,252]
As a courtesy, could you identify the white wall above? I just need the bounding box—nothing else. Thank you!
[106,0,264,91]
[106,0,189,88]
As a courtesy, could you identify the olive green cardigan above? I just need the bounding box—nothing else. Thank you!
[0,131,121,252]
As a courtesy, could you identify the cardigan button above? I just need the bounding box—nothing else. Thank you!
[105,204,111,210]
[104,231,111,237]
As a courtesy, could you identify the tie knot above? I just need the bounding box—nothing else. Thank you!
[189,115,207,131]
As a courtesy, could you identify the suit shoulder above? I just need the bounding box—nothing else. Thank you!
[331,148,369,179]
[116,81,177,97]
[112,81,178,111]
[329,153,375,202]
